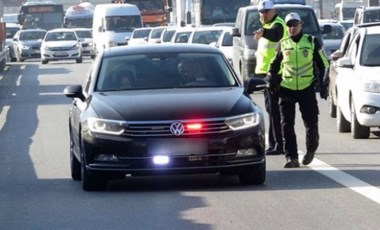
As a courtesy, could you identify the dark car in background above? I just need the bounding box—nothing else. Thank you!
[11,29,47,62]
[64,44,267,191]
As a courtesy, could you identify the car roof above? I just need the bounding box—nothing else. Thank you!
[103,44,220,57]
[47,28,77,33]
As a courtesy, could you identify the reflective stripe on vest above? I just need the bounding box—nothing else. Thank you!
[255,16,287,74]
[280,35,315,90]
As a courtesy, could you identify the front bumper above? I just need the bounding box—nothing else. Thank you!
[81,127,265,176]
[20,47,41,59]
[42,48,81,60]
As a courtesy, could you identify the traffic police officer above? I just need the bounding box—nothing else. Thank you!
[253,0,287,155]
[266,12,329,168]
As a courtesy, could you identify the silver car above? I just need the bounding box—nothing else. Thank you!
[12,29,47,62]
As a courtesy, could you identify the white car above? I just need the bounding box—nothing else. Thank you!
[188,26,225,45]
[72,28,96,59]
[41,29,82,64]
[209,27,233,64]
[335,24,380,138]
[126,27,152,46]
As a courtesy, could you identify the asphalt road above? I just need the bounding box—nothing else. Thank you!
[0,59,379,229]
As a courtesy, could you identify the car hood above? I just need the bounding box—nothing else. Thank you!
[90,87,255,121]
[43,41,78,47]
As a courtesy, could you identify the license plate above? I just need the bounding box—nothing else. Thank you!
[54,51,67,56]
[148,138,207,156]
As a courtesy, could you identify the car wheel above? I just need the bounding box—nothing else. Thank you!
[328,90,337,118]
[90,55,96,59]
[41,59,48,64]
[76,57,82,63]
[10,57,17,62]
[70,134,81,180]
[239,162,266,185]
[351,99,370,139]
[337,104,350,133]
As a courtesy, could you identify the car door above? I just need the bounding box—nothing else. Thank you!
[337,32,361,121]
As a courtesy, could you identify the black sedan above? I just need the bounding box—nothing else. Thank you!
[64,44,267,191]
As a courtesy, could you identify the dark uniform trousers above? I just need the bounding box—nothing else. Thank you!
[256,74,283,152]
[279,85,319,160]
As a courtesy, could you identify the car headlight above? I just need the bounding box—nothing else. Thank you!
[225,113,260,131]
[43,46,50,51]
[72,44,80,49]
[361,81,380,93]
[243,48,256,60]
[87,118,126,135]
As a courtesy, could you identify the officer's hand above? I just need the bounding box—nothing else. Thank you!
[320,87,328,100]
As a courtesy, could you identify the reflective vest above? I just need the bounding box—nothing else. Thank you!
[280,35,316,90]
[255,15,287,74]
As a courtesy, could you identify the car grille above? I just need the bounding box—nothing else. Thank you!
[82,43,89,48]
[31,46,40,50]
[50,47,72,51]
[123,119,231,137]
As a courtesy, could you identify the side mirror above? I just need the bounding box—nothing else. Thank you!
[63,85,85,101]
[244,77,268,95]
[337,57,354,68]
[330,50,343,61]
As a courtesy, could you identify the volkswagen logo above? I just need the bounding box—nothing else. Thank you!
[170,122,185,136]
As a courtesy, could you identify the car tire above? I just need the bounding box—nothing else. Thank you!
[90,55,96,59]
[351,99,370,139]
[337,104,350,133]
[70,134,81,181]
[76,57,82,63]
[239,162,266,185]
[41,59,48,64]
[329,90,337,118]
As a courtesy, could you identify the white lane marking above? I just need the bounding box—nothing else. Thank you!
[299,153,380,204]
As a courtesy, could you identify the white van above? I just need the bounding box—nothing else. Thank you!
[92,3,142,55]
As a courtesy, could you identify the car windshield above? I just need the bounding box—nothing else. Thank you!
[45,32,77,41]
[96,52,238,91]
[106,16,142,31]
[322,25,345,40]
[361,34,380,66]
[20,31,46,40]
[132,29,152,38]
[191,30,223,44]
[75,30,92,38]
